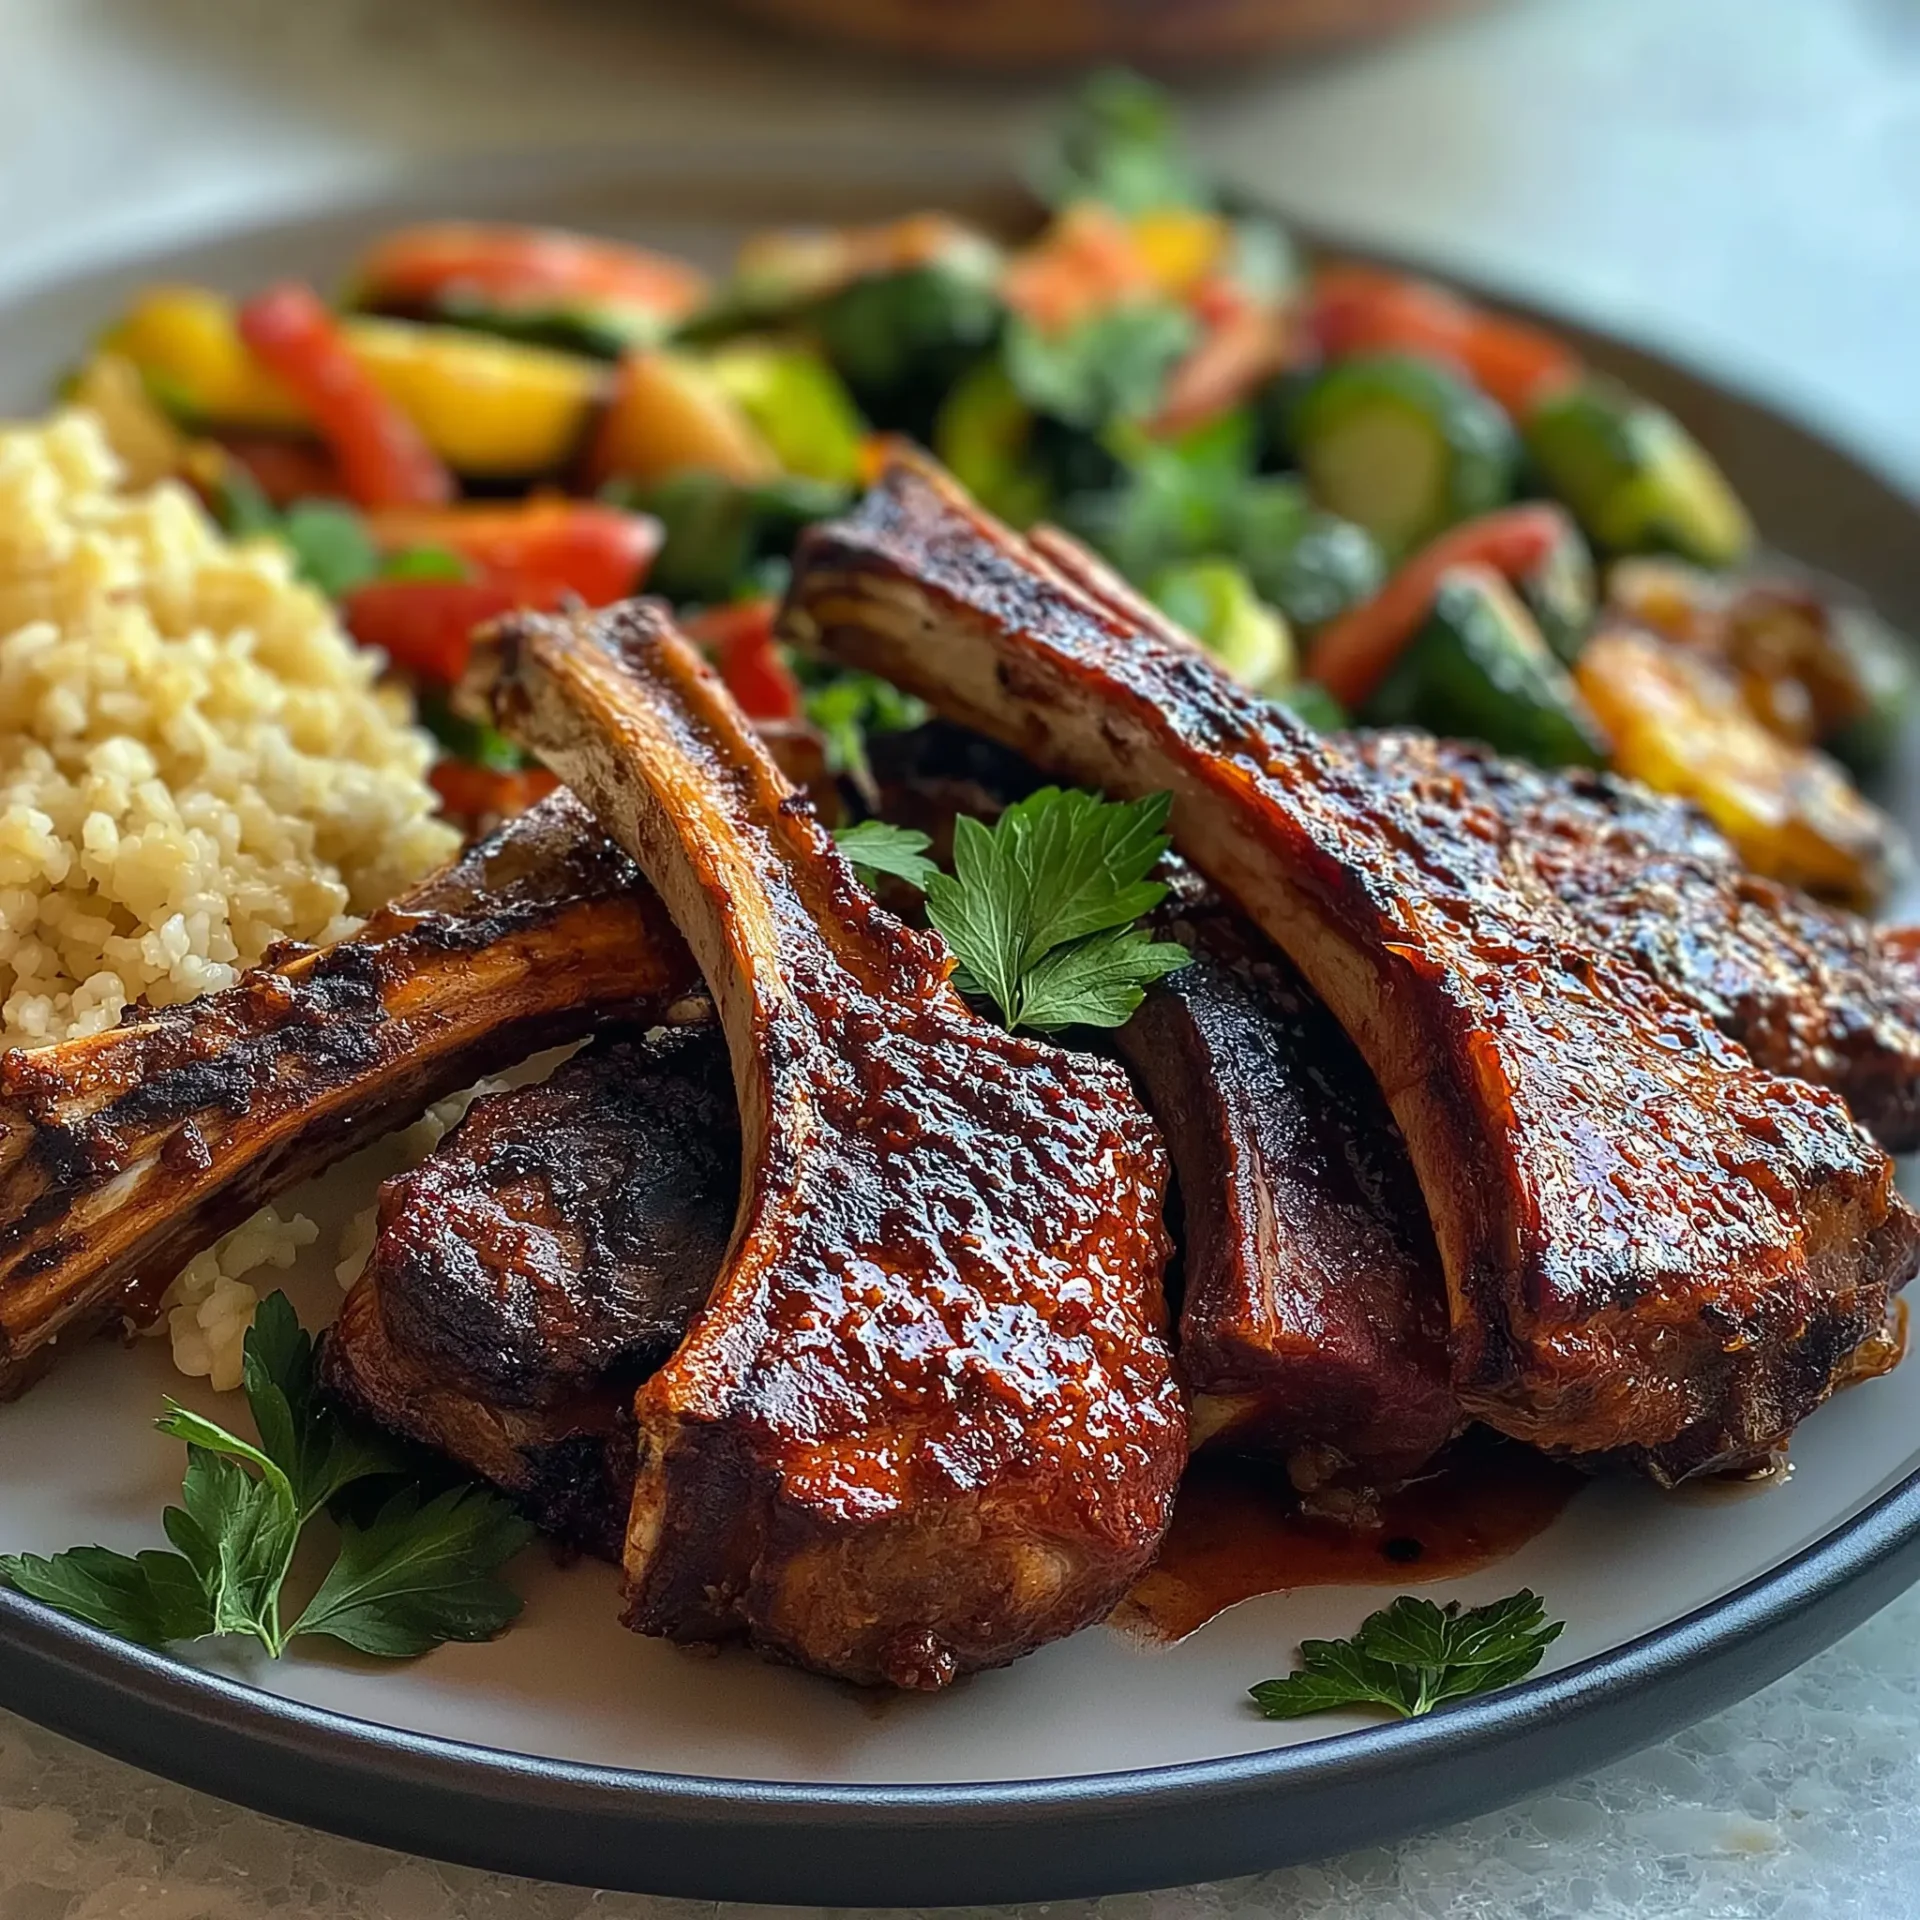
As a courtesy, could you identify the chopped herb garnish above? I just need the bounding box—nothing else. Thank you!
[832,820,938,892]
[1249,1591,1564,1722]
[1004,305,1196,433]
[0,1293,533,1661]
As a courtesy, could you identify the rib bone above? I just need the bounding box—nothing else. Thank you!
[0,793,698,1396]
[784,455,1920,1482]
[479,600,1184,1688]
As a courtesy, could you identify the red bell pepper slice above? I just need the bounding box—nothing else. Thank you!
[430,756,560,825]
[344,576,573,685]
[352,223,709,330]
[683,598,802,724]
[237,282,454,510]
[367,499,660,608]
[1306,504,1579,707]
[1308,266,1582,420]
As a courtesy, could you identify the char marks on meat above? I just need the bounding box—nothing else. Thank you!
[0,794,699,1397]
[1117,885,1458,1486]
[323,1022,736,1556]
[1349,733,1920,1153]
[784,453,1920,1483]
[477,598,1185,1687]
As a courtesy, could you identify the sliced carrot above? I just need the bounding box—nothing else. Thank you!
[1308,266,1581,419]
[1306,504,1577,707]
[237,283,454,509]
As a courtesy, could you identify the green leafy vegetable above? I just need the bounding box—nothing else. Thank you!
[417,692,531,775]
[1249,1591,1563,1722]
[1035,70,1211,215]
[833,820,938,892]
[800,666,930,791]
[0,1293,529,1662]
[290,1486,535,1658]
[922,787,1188,1033]
[1004,305,1196,433]
[276,500,383,599]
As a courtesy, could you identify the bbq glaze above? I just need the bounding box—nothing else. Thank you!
[1351,732,1920,1153]
[0,794,699,1397]
[482,601,1185,1689]
[785,455,1919,1482]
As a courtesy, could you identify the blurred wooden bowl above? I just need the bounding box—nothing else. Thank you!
[721,0,1489,69]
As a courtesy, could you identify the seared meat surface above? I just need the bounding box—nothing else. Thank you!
[1118,890,1457,1487]
[785,454,1919,1482]
[0,793,698,1398]
[477,599,1185,1688]
[1351,733,1920,1153]
[323,1023,736,1556]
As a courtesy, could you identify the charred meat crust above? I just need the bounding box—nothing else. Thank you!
[783,455,1920,1482]
[1117,898,1458,1484]
[480,599,1185,1688]
[0,793,700,1397]
[321,1023,737,1557]
[1348,733,1920,1154]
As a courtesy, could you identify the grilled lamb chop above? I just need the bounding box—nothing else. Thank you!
[324,1022,736,1558]
[1349,732,1920,1153]
[1117,888,1457,1487]
[784,454,1920,1482]
[476,598,1185,1688]
[0,793,700,1397]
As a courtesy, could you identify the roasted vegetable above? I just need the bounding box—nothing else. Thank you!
[365,499,660,607]
[1149,558,1293,689]
[707,343,866,486]
[109,289,609,479]
[238,284,454,509]
[1305,503,1579,706]
[348,222,708,357]
[1233,486,1386,632]
[1576,624,1896,907]
[1271,679,1347,731]
[1608,560,1917,772]
[609,470,849,606]
[1364,565,1608,770]
[1288,353,1517,558]
[1033,68,1211,215]
[345,576,556,684]
[933,360,1052,528]
[1525,378,1752,567]
[1307,266,1580,418]
[585,348,777,491]
[1516,517,1598,665]
[683,597,803,722]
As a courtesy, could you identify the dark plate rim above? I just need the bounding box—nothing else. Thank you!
[1,146,1918,1906]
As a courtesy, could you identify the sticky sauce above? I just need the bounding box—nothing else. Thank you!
[1113,1436,1583,1644]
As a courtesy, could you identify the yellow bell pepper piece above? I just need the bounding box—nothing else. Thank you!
[344,317,608,477]
[1130,209,1230,299]
[102,286,305,428]
[1576,624,1895,909]
[100,288,610,477]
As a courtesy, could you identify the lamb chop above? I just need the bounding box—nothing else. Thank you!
[1349,732,1920,1153]
[0,793,701,1397]
[1118,881,1458,1489]
[474,598,1185,1689]
[325,1022,736,1558]
[783,454,1920,1483]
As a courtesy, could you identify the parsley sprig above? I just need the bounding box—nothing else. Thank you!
[1250,1591,1563,1722]
[0,1293,533,1659]
[837,787,1189,1034]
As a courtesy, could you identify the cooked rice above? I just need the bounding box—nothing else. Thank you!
[155,1206,320,1392]
[0,410,458,1045]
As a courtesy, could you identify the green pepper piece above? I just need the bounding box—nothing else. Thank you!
[934,360,1052,529]
[609,470,849,606]
[1289,353,1518,559]
[706,342,867,486]
[1364,564,1609,769]
[1149,558,1294,689]
[1524,377,1752,567]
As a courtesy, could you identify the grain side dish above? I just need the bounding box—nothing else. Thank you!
[0,412,456,1048]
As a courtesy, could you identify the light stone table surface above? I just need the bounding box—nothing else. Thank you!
[2,0,1919,1914]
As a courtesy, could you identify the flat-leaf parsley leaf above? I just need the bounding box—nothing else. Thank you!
[1249,1591,1563,1722]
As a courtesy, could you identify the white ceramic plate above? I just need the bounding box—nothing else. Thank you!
[0,148,1916,1905]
